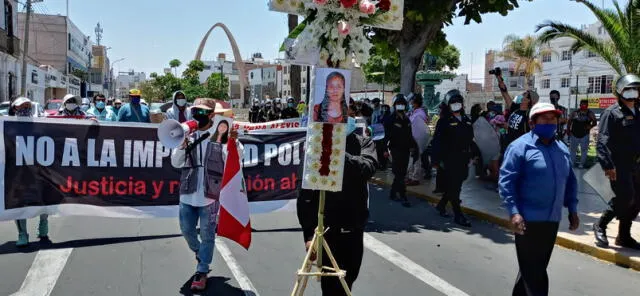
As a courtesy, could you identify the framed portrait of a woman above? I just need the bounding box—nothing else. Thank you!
[311,68,351,124]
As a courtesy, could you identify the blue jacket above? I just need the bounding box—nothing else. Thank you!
[87,107,117,121]
[499,132,578,222]
[117,103,150,123]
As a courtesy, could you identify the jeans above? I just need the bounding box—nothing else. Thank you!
[179,202,219,273]
[569,135,589,166]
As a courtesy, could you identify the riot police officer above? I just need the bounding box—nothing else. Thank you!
[593,74,640,250]
[385,94,414,207]
[249,99,265,123]
[431,90,475,227]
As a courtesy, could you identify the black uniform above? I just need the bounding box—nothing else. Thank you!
[266,107,280,121]
[431,113,475,223]
[385,111,414,203]
[280,107,299,119]
[595,101,640,247]
[249,105,265,123]
[297,133,378,296]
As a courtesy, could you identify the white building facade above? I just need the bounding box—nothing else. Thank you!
[0,0,20,102]
[534,22,617,113]
[115,71,146,98]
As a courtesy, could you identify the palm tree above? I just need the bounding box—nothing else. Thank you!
[169,59,182,76]
[536,0,640,76]
[500,34,553,89]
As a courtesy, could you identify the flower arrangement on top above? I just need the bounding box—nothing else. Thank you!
[270,0,401,69]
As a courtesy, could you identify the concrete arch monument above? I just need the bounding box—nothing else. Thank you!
[194,23,249,106]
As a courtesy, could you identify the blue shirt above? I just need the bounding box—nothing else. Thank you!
[87,107,117,121]
[499,132,578,222]
[117,103,150,123]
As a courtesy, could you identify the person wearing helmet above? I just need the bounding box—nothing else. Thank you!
[249,99,265,123]
[117,89,150,123]
[430,90,475,227]
[593,74,640,250]
[384,94,414,207]
[166,91,191,123]
[280,97,300,119]
[57,94,91,118]
[87,94,117,121]
[9,97,51,247]
[265,99,280,121]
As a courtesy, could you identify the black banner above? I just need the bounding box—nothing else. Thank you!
[1,118,305,217]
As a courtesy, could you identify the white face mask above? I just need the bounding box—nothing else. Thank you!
[450,103,463,112]
[395,105,406,111]
[622,89,639,100]
[66,103,77,111]
[176,99,187,107]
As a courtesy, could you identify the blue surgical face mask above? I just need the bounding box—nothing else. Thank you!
[288,103,294,108]
[131,97,141,104]
[347,117,356,135]
[16,108,32,117]
[96,101,106,109]
[533,124,557,139]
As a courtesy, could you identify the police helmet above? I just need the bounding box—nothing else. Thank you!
[392,94,408,106]
[287,97,295,104]
[444,89,463,105]
[615,74,640,95]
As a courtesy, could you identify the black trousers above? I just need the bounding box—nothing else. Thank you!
[610,170,640,223]
[374,140,388,169]
[321,229,364,296]
[390,149,410,199]
[512,222,559,296]
[435,167,446,191]
[436,161,468,216]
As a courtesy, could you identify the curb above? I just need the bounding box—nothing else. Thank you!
[369,178,640,272]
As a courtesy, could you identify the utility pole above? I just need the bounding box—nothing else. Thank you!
[20,0,33,96]
[575,75,579,110]
[568,53,573,115]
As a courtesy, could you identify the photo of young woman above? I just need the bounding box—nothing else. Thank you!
[212,119,230,144]
[312,68,351,124]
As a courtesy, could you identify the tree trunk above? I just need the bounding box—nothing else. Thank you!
[397,24,439,94]
[288,14,302,101]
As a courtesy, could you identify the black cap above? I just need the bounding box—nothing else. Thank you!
[372,98,381,104]
[392,94,407,106]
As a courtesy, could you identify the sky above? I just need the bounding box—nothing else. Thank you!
[34,0,624,84]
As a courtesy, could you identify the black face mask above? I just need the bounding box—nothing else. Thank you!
[193,114,211,129]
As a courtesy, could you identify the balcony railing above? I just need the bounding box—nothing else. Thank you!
[0,31,21,57]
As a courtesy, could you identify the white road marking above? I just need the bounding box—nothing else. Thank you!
[363,233,470,296]
[10,248,74,296]
[216,239,260,296]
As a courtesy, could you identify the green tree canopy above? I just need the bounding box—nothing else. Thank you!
[205,73,230,100]
[500,34,552,88]
[536,0,640,75]
[369,0,531,93]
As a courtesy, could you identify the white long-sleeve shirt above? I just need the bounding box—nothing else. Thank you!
[171,129,243,207]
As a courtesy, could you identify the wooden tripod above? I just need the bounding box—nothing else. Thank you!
[291,191,352,296]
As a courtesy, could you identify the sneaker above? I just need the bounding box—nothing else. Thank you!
[190,272,208,291]
[16,233,29,248]
[38,219,49,239]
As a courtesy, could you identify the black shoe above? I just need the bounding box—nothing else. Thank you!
[454,216,471,227]
[593,224,609,248]
[436,207,451,218]
[615,237,640,250]
[433,189,444,194]
[401,200,411,208]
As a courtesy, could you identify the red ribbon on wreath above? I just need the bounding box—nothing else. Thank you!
[319,123,334,176]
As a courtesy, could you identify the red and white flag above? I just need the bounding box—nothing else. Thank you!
[217,138,252,249]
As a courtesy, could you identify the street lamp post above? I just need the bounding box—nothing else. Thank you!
[382,59,388,103]
[111,58,125,98]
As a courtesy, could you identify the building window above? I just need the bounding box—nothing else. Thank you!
[561,77,571,88]
[284,67,288,74]
[541,79,551,89]
[510,80,518,88]
[586,51,597,58]
[561,50,572,61]
[31,71,38,84]
[542,53,552,63]
[4,0,14,36]
[587,75,614,94]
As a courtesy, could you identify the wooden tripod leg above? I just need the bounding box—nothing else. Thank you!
[291,233,317,296]
[322,238,352,296]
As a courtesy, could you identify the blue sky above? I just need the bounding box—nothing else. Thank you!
[36,0,622,83]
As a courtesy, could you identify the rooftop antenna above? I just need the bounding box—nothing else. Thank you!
[95,22,103,46]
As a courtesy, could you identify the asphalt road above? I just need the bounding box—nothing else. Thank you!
[1,184,639,296]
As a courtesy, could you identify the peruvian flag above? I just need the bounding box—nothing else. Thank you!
[217,138,252,249]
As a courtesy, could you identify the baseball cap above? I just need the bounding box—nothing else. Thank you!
[129,89,142,96]
[11,97,32,108]
[530,102,562,119]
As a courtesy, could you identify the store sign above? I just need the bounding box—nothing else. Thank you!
[599,97,616,109]
[588,98,599,109]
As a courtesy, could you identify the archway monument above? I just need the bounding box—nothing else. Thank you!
[194,23,249,107]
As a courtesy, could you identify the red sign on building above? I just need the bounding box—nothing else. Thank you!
[599,97,617,109]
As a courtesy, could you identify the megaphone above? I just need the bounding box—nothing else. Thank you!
[157,119,199,149]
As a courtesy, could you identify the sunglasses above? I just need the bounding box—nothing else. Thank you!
[191,108,213,116]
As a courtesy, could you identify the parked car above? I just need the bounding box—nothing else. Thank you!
[0,101,45,117]
[45,99,63,116]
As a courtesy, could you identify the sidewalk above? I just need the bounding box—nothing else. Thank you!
[370,168,640,271]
